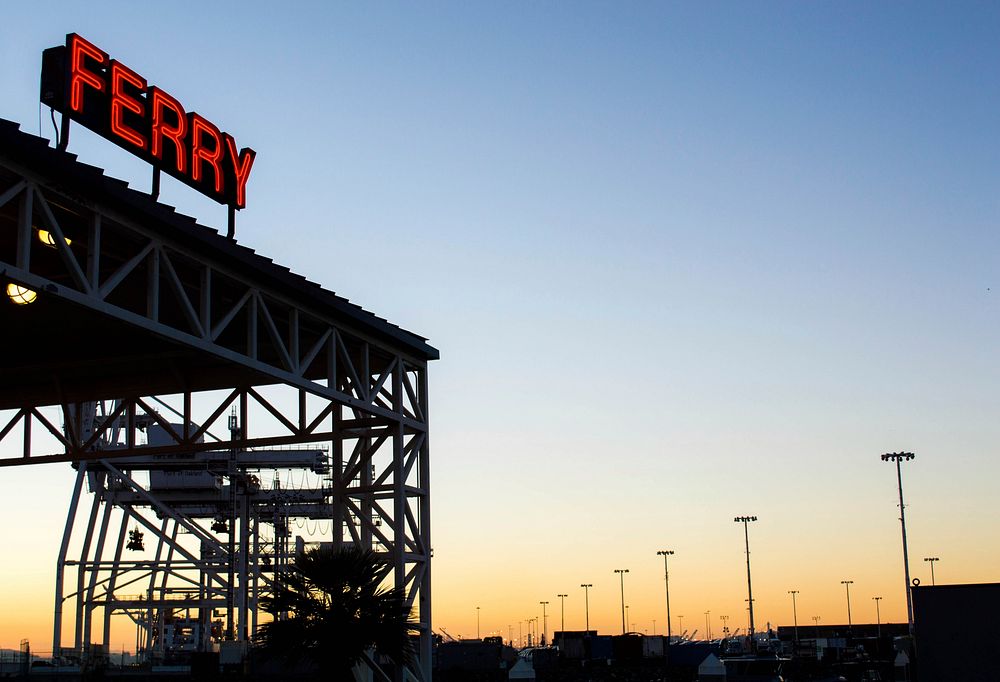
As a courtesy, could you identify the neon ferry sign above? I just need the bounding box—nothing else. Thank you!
[40,33,255,210]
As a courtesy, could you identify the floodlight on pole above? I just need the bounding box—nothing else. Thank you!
[788,590,800,644]
[557,594,568,640]
[657,550,674,642]
[873,596,883,639]
[614,569,629,635]
[580,584,592,634]
[476,606,481,640]
[539,601,549,646]
[881,451,915,634]
[924,557,939,585]
[841,581,854,627]
[734,516,758,644]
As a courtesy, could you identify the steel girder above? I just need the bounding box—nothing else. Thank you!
[0,163,433,679]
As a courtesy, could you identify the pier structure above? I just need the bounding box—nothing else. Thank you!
[0,119,437,679]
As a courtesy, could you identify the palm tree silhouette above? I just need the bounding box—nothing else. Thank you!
[256,545,415,678]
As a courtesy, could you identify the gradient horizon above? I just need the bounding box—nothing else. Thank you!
[1,1,998,652]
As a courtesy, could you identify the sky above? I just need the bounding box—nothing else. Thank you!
[1,1,999,651]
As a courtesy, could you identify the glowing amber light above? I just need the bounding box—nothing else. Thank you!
[37,229,72,248]
[6,284,37,305]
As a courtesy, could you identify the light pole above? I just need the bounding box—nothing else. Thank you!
[882,451,915,634]
[625,604,630,633]
[476,606,481,640]
[812,615,821,634]
[841,580,854,627]
[924,557,939,585]
[614,569,629,635]
[788,590,800,644]
[734,516,758,643]
[657,550,674,642]
[720,615,729,637]
[873,597,882,639]
[704,611,711,640]
[580,584,592,634]
[678,615,683,635]
[557,594,567,641]
[539,601,549,646]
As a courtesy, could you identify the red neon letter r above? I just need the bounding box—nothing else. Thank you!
[189,113,224,194]
[150,88,188,174]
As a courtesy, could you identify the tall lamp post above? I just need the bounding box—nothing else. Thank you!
[539,601,549,646]
[614,569,629,635]
[873,596,883,639]
[788,590,800,644]
[677,615,684,635]
[704,611,711,640]
[734,516,758,644]
[812,615,821,634]
[882,451,915,634]
[580,584,592,634]
[720,615,730,637]
[476,606,481,639]
[657,550,674,642]
[557,594,567,641]
[924,557,939,585]
[841,580,854,627]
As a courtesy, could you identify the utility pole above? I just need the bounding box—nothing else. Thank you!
[614,569,629,635]
[657,550,674,642]
[924,557,939,585]
[788,590,800,644]
[580,584,593,634]
[734,516,758,646]
[882,451,915,634]
[557,594,567,642]
[841,580,854,627]
[539,601,549,646]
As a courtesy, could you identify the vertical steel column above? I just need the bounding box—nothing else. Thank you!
[74,478,104,653]
[145,518,169,661]
[53,465,86,656]
[102,509,131,647]
[417,364,432,680]
[82,494,114,654]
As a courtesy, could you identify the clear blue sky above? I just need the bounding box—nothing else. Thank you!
[1,2,998,645]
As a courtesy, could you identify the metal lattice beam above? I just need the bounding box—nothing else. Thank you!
[0,134,435,680]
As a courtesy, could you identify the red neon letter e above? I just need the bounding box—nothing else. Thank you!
[189,113,224,194]
[150,88,188,173]
[224,135,255,209]
[68,34,107,113]
[109,61,147,150]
